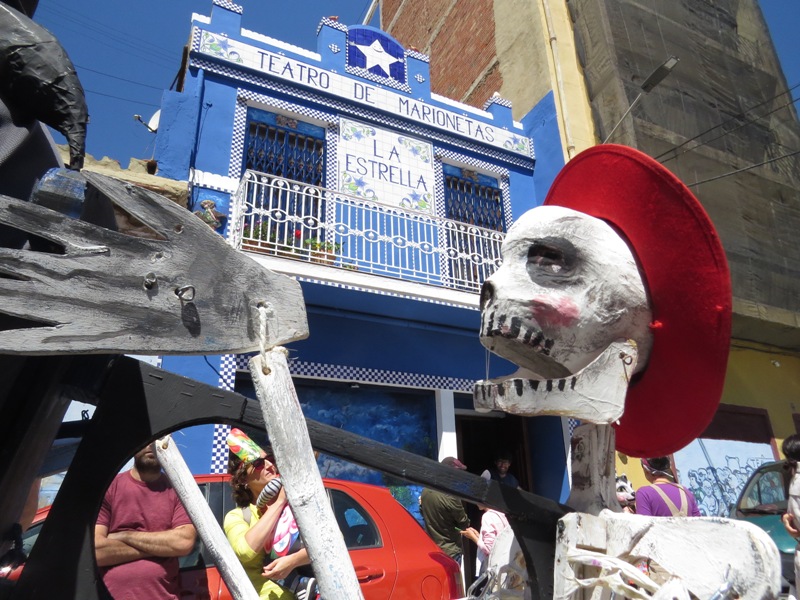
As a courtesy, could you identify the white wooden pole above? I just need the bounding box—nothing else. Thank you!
[156,435,259,600]
[249,348,364,600]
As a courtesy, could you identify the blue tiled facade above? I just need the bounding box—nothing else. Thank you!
[154,0,569,506]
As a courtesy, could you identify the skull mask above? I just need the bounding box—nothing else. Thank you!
[475,205,653,421]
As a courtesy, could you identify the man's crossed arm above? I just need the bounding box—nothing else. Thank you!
[95,524,197,568]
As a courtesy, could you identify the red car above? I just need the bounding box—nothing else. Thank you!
[14,474,463,600]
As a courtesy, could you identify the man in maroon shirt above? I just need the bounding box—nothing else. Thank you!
[95,443,197,599]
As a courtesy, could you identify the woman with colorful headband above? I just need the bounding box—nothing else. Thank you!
[223,428,316,599]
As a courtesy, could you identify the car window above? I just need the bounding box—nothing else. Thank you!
[740,468,786,509]
[329,489,381,549]
[179,482,211,570]
[21,521,43,558]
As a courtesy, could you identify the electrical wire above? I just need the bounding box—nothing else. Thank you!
[660,94,800,165]
[655,82,800,163]
[74,64,167,92]
[35,3,177,70]
[686,148,800,188]
[81,87,160,107]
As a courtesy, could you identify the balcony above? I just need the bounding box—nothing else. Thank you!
[230,171,504,295]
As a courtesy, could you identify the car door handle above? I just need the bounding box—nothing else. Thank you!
[354,565,385,582]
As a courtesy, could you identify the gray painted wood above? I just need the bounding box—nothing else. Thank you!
[156,435,258,600]
[0,171,308,355]
[250,348,364,600]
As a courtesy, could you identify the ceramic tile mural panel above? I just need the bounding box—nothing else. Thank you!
[235,375,435,524]
[298,383,435,525]
[347,27,406,85]
[673,438,776,517]
[338,118,434,213]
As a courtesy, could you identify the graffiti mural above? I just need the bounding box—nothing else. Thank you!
[672,438,777,517]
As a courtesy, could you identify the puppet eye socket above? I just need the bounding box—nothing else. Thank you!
[528,243,567,274]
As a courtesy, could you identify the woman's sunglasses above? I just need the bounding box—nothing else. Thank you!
[249,457,267,471]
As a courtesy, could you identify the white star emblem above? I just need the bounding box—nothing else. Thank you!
[353,39,401,76]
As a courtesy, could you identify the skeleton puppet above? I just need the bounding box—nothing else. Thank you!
[471,145,780,599]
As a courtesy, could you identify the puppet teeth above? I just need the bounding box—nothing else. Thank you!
[473,340,638,424]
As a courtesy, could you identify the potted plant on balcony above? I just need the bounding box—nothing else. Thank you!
[303,238,341,265]
[242,221,279,255]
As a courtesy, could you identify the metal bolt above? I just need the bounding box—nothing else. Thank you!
[143,272,157,290]
[175,285,195,301]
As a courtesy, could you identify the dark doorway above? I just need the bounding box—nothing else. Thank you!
[455,410,530,491]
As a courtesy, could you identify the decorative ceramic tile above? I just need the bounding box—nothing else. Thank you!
[329,43,341,54]
[347,27,407,85]
[212,0,242,14]
[415,73,425,83]
[191,58,534,172]
[191,30,533,159]
[338,118,434,212]
[199,31,243,64]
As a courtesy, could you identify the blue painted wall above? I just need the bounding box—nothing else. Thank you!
[160,355,221,473]
[521,91,565,208]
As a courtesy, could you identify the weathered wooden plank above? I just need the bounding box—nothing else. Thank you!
[156,435,258,600]
[250,349,364,600]
[0,170,308,355]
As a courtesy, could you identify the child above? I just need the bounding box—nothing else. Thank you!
[461,504,509,575]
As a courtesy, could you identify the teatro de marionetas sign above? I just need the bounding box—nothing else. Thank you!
[196,29,532,162]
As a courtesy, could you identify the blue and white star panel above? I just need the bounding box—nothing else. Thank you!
[347,27,406,85]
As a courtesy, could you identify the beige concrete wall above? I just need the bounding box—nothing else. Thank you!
[493,0,597,160]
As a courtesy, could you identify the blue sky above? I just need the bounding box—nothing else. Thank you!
[34,0,380,165]
[33,0,799,166]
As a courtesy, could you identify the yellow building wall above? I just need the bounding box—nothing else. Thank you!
[616,342,800,490]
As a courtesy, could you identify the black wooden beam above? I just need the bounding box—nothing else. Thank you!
[11,357,569,599]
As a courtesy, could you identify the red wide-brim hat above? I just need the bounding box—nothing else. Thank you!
[544,144,731,457]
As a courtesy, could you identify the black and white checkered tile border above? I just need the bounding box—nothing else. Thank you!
[231,354,474,392]
[406,48,429,63]
[189,57,534,169]
[568,418,580,439]
[483,94,513,110]
[212,0,242,14]
[435,147,510,176]
[317,17,348,35]
[298,275,481,309]
[500,175,513,231]
[345,63,411,93]
[325,123,339,188]
[209,354,238,473]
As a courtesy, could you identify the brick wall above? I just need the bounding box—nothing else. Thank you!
[385,0,501,108]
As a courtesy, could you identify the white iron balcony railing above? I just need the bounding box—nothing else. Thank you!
[230,171,505,293]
